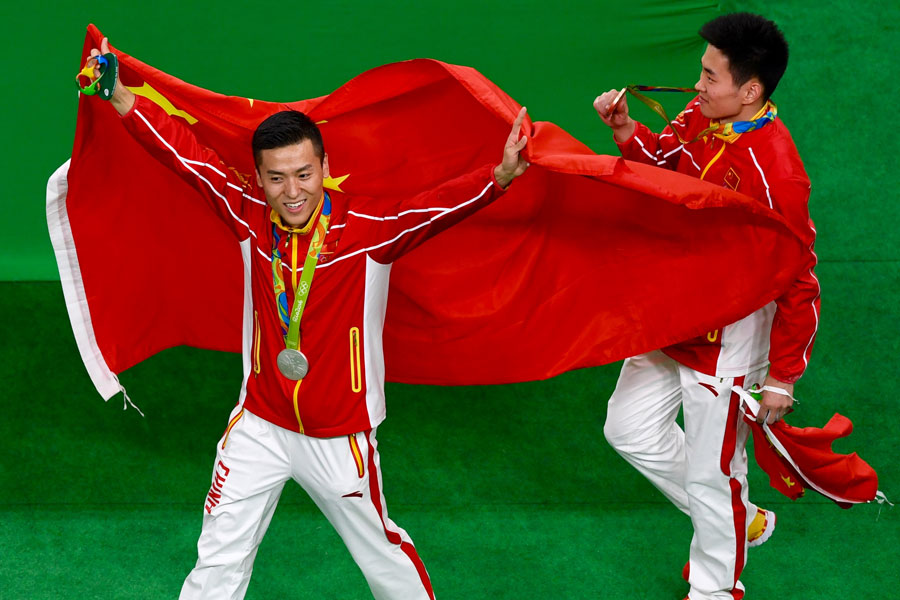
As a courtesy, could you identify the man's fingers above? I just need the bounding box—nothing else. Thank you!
[508,106,527,142]
[495,107,529,186]
[512,106,527,130]
[757,404,787,424]
[594,89,620,117]
[101,37,111,54]
[758,410,779,424]
[758,385,793,425]
[606,88,627,117]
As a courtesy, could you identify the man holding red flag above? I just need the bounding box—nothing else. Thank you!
[83,37,528,599]
[594,13,820,600]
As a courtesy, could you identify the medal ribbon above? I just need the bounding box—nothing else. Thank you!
[271,193,332,351]
[625,85,777,144]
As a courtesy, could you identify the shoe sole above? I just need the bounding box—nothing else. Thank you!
[748,509,776,548]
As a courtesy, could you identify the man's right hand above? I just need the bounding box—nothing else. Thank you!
[87,37,135,116]
[593,88,635,143]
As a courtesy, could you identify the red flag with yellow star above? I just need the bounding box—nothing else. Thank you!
[49,25,813,400]
[749,414,880,507]
[736,387,880,506]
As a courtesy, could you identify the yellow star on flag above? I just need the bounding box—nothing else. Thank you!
[324,174,349,192]
[126,83,198,125]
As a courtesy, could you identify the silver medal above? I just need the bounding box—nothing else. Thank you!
[276,348,309,380]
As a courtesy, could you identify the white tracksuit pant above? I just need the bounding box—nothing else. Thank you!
[604,350,766,600]
[180,408,434,600]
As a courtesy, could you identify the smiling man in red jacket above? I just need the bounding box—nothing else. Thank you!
[84,37,529,600]
[594,13,820,600]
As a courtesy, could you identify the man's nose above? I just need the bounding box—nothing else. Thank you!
[285,178,301,198]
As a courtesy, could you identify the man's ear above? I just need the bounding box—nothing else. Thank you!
[742,79,763,105]
[323,153,330,179]
[256,168,263,187]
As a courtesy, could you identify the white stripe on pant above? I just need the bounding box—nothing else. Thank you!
[180,408,434,600]
[604,350,766,600]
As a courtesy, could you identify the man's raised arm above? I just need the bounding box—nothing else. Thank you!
[367,107,530,264]
[82,37,255,241]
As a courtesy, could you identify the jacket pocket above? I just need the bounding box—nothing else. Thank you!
[349,327,362,393]
[253,310,261,376]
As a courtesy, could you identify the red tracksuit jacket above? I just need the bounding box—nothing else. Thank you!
[617,96,820,383]
[121,95,506,437]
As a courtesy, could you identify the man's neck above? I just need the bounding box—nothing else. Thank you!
[720,100,767,125]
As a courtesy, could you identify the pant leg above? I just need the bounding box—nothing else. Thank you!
[679,366,766,600]
[289,428,435,600]
[604,350,690,513]
[180,409,290,600]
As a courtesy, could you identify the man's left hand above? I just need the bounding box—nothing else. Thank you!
[89,37,135,116]
[494,107,529,188]
[757,375,794,424]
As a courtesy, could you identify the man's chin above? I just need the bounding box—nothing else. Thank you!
[282,211,313,229]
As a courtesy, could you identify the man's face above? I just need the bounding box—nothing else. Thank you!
[694,44,757,123]
[256,139,329,229]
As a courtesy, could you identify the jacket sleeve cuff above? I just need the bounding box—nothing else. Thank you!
[117,93,141,120]
[767,367,802,385]
[614,121,646,152]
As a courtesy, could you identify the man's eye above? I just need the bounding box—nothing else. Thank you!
[271,177,282,183]
[299,174,310,180]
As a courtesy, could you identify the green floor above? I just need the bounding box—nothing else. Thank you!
[1,271,896,598]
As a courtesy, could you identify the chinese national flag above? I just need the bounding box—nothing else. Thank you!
[735,388,880,506]
[48,25,814,399]
[748,414,879,507]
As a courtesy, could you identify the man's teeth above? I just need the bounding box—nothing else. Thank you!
[285,201,304,208]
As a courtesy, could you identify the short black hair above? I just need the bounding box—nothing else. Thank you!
[699,12,789,101]
[251,110,325,166]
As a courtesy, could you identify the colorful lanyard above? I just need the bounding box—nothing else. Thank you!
[75,53,119,100]
[271,193,332,352]
[625,85,777,144]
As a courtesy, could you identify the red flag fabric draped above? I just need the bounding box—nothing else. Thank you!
[733,387,880,506]
[748,414,880,507]
[48,25,813,398]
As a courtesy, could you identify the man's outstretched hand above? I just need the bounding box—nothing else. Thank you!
[87,37,135,115]
[494,107,529,189]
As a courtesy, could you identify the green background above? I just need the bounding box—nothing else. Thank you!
[2,0,898,598]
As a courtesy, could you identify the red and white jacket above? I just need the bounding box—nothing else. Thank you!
[121,95,506,437]
[616,97,820,383]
